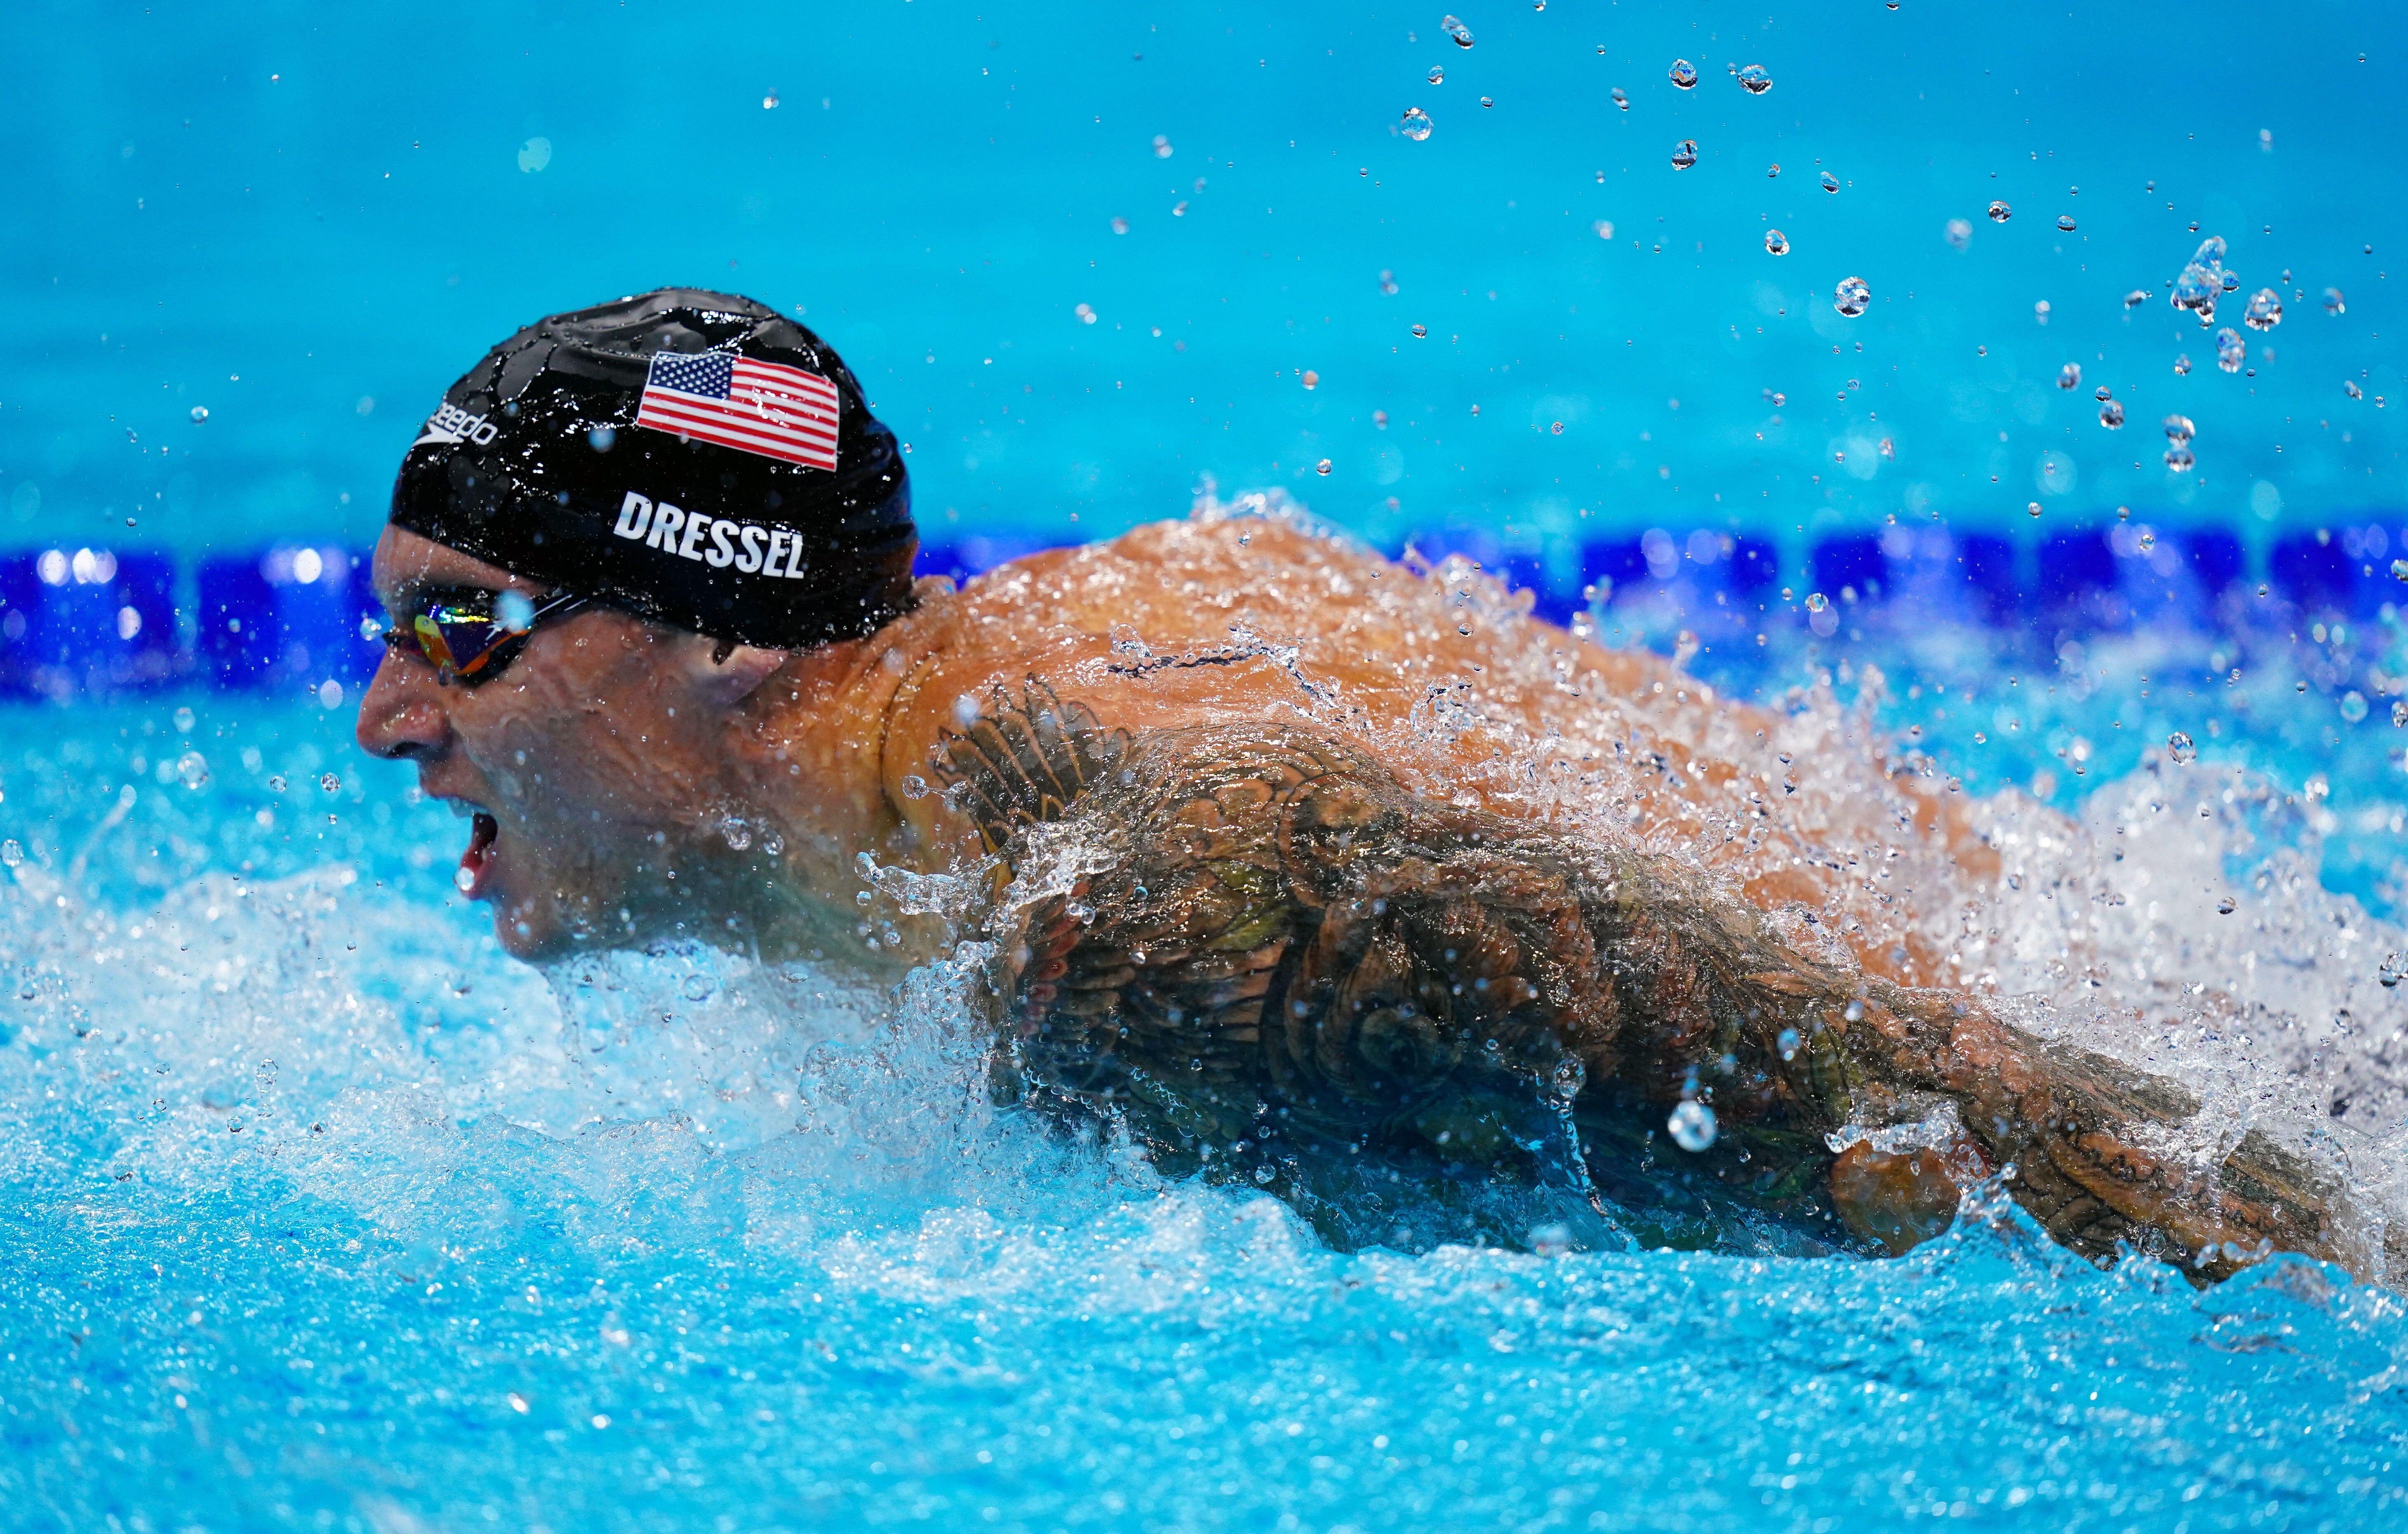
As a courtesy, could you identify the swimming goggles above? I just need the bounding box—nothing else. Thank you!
[382,588,587,687]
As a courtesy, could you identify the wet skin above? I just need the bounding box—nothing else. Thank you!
[360,517,2388,1284]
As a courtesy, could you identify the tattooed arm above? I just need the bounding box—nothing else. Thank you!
[932,683,2373,1284]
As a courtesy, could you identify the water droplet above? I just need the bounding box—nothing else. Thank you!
[2167,731,2197,763]
[2340,691,2370,724]
[1668,58,1698,89]
[1763,229,1789,256]
[1428,65,1445,85]
[1401,107,1433,141]
[1670,138,1698,169]
[1944,217,1971,249]
[1611,88,1628,110]
[2345,379,2364,399]
[721,816,753,851]
[2057,362,2081,389]
[900,774,930,800]
[1804,591,1828,613]
[1442,14,1474,46]
[2172,354,2192,376]
[176,751,209,789]
[2164,445,2195,472]
[2323,287,2346,316]
[1314,458,1332,475]
[1410,324,1429,338]
[1832,276,1871,317]
[1737,63,1772,94]
[2057,213,2077,232]
[1820,171,1840,194]
[1988,199,2011,222]
[2215,327,2246,372]
[2098,400,2125,429]
[1667,1099,1717,1152]
[2243,287,2283,330]
[188,405,208,423]
[2163,414,2195,443]
[454,865,477,893]
[2216,896,2237,916]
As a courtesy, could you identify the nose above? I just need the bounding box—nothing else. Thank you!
[355,647,452,761]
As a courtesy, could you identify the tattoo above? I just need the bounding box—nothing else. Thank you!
[932,684,2367,1281]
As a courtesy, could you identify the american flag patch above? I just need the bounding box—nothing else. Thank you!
[634,351,841,470]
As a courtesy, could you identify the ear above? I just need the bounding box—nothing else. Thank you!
[677,638,790,707]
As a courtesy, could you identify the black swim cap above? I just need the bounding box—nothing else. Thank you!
[389,288,914,649]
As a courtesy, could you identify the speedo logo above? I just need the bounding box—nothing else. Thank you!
[412,402,500,449]
[610,491,815,579]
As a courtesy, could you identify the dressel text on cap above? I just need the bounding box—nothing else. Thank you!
[611,491,814,579]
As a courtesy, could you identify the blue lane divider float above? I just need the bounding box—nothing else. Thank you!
[0,544,379,702]
[0,518,2399,701]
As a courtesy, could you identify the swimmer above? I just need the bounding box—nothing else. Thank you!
[360,290,2390,1285]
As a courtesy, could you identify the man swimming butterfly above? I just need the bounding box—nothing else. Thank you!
[358,290,2391,1286]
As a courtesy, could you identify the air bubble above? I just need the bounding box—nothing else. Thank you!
[1832,276,1870,317]
[2323,287,2346,315]
[2340,692,2370,724]
[2027,502,2043,517]
[176,751,209,789]
[2098,400,2125,428]
[2123,290,2149,308]
[2163,414,2195,444]
[1593,219,1615,240]
[1988,199,2011,222]
[1668,58,1698,89]
[1944,218,1971,249]
[2173,354,2192,376]
[1410,324,1428,338]
[2168,731,2197,764]
[2345,380,2363,399]
[2057,213,2077,232]
[1443,14,1474,46]
[2214,327,2245,373]
[1611,88,1628,110]
[2217,896,2237,915]
[1666,1099,1717,1152]
[1777,1027,1801,1061]
[2058,362,2081,389]
[1401,108,1433,141]
[2243,287,2283,330]
[1315,458,1332,475]
[1670,138,1698,169]
[1737,63,1772,94]
[1804,592,1828,613]
[1763,229,1788,256]
[2164,445,2195,471]
[189,406,208,423]
[1152,134,1173,158]
[1428,65,1444,85]
[1820,171,1840,194]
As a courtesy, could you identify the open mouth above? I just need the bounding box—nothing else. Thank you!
[457,810,500,898]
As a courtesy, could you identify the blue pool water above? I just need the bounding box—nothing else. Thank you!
[7,2,2408,1530]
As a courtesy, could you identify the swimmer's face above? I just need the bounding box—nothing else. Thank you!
[357,526,738,960]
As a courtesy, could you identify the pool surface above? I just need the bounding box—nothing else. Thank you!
[6,2,2408,1530]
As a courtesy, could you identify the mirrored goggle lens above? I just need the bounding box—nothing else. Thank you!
[411,607,516,680]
